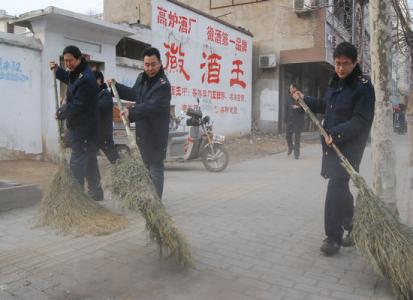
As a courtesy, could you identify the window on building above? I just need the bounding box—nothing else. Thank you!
[210,0,269,9]
[116,38,150,61]
[332,0,353,35]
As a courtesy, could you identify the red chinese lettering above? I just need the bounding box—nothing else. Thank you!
[215,29,222,44]
[200,52,222,84]
[168,11,179,28]
[242,40,248,52]
[189,18,196,33]
[179,16,196,33]
[164,42,190,81]
[207,26,214,41]
[230,60,246,88]
[222,33,229,46]
[235,37,242,52]
[157,7,167,27]
[179,16,188,33]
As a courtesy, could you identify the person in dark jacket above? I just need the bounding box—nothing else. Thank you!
[93,71,119,164]
[108,47,171,199]
[292,42,375,256]
[285,83,305,159]
[50,45,104,201]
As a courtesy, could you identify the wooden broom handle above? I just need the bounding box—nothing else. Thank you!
[296,96,357,175]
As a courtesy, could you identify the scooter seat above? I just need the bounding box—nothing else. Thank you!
[168,131,188,138]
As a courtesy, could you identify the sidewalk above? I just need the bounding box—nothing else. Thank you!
[0,134,408,300]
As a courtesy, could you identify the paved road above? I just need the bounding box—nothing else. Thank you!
[0,134,408,300]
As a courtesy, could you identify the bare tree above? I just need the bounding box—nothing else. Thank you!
[391,0,413,225]
[369,0,398,213]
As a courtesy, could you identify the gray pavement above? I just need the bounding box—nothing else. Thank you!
[0,133,409,300]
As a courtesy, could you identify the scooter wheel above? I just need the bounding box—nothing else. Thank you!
[201,144,229,172]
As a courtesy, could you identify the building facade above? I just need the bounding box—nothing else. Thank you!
[104,0,371,133]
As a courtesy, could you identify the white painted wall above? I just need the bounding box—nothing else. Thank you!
[151,0,252,136]
[0,43,42,157]
[26,15,135,159]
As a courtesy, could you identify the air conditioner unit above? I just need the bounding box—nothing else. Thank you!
[259,54,277,69]
[294,0,314,14]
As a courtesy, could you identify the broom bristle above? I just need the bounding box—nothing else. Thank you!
[38,160,128,236]
[110,155,193,267]
[351,174,413,300]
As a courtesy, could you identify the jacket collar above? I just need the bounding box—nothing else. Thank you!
[141,66,165,85]
[330,64,362,88]
[69,57,88,83]
[99,82,108,91]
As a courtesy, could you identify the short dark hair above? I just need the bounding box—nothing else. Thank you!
[143,47,161,61]
[333,42,357,62]
[63,45,82,59]
[289,83,298,89]
[93,70,104,81]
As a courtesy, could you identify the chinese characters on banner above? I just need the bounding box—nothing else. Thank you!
[152,0,252,134]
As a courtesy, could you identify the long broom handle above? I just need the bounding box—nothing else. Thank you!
[296,96,358,176]
[52,70,64,139]
[52,69,66,161]
[110,80,139,150]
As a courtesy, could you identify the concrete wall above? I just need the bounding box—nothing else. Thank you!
[104,0,152,26]
[115,57,143,89]
[26,16,136,160]
[0,34,42,159]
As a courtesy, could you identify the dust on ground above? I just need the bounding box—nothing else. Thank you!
[0,133,318,190]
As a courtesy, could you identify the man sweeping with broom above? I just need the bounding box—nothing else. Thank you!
[49,45,104,201]
[108,47,170,199]
[291,42,375,256]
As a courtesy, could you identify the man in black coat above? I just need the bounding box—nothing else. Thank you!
[93,71,119,164]
[292,42,375,256]
[108,47,171,199]
[285,83,305,159]
[50,45,104,201]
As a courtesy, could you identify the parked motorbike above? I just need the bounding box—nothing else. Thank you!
[167,102,229,172]
[113,101,230,172]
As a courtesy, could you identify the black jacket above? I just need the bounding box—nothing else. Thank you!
[286,96,305,131]
[304,65,375,179]
[115,68,171,162]
[56,59,99,141]
[97,83,114,142]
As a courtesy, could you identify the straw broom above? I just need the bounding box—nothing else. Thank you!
[38,70,127,236]
[109,81,193,267]
[296,96,413,300]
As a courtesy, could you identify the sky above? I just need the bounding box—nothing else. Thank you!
[1,0,103,16]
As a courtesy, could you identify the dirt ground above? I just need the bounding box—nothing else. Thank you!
[0,133,316,192]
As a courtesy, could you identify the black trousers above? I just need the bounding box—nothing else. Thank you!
[286,126,302,157]
[99,138,119,164]
[144,160,165,199]
[324,178,354,244]
[70,133,103,201]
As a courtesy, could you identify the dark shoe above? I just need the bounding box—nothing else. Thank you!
[287,148,293,155]
[320,238,341,256]
[341,233,355,247]
[294,155,299,160]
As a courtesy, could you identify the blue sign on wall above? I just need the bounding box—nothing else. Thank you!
[0,58,30,82]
